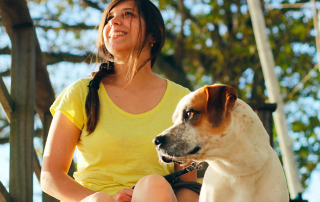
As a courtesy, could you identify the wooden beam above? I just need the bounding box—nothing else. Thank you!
[9,23,35,202]
[0,76,14,122]
[0,181,12,202]
[33,147,41,182]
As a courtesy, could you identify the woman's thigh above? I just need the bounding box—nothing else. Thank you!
[132,174,177,202]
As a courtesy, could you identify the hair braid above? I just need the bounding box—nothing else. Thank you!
[85,62,114,134]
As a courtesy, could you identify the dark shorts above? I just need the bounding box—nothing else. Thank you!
[132,176,202,195]
[170,178,202,195]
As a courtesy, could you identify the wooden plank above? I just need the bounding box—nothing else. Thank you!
[0,76,14,122]
[9,23,35,202]
[0,181,12,202]
[33,147,41,182]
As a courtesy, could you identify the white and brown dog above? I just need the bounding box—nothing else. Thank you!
[154,84,289,202]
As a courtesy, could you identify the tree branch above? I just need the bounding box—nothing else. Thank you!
[44,51,95,65]
[81,0,104,11]
[0,127,43,145]
[34,20,97,31]
[0,46,95,65]
[169,2,202,29]
[155,53,191,89]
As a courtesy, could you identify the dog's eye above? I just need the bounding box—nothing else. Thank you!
[183,109,198,121]
[186,111,194,118]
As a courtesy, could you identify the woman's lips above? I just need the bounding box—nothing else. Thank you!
[109,31,127,39]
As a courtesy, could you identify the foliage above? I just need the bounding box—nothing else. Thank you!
[0,0,319,189]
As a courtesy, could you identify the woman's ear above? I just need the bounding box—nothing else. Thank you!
[204,85,237,128]
[148,35,156,48]
[149,35,155,44]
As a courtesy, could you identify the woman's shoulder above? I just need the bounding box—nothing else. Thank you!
[166,79,191,95]
[68,78,91,89]
[52,78,91,104]
[62,78,91,94]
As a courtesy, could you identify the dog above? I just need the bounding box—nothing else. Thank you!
[153,84,289,202]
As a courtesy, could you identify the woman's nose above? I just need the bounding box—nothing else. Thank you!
[109,16,121,26]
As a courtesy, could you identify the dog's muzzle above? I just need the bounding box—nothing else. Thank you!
[153,134,202,164]
[153,135,174,163]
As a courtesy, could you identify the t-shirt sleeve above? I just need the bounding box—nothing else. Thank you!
[50,79,89,130]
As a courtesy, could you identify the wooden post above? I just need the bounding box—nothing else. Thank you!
[0,76,14,122]
[0,181,12,202]
[9,23,35,202]
[247,0,303,198]
[33,147,41,182]
[251,103,277,147]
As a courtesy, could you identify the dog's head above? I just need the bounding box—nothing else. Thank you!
[153,84,237,164]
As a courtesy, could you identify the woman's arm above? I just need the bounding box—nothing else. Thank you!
[41,111,114,202]
[174,162,199,202]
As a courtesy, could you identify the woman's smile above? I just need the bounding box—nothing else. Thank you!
[109,29,128,39]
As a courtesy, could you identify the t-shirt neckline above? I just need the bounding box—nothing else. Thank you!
[100,79,171,118]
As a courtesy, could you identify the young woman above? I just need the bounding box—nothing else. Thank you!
[41,0,200,201]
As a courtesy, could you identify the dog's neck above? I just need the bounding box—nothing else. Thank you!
[205,100,272,176]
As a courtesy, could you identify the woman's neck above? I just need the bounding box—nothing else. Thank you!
[103,60,161,90]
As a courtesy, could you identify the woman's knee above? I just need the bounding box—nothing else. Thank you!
[137,174,170,188]
[132,174,177,202]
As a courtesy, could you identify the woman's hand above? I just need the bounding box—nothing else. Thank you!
[112,188,134,202]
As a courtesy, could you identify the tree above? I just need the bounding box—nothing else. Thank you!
[0,0,319,190]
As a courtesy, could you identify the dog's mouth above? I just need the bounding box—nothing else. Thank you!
[160,154,186,165]
[161,155,176,163]
[188,146,201,155]
[159,146,202,164]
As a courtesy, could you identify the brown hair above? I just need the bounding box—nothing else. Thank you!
[85,0,165,134]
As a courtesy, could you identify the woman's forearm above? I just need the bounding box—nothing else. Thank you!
[41,171,97,202]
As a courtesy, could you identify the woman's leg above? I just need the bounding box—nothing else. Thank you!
[132,174,178,202]
[175,188,199,202]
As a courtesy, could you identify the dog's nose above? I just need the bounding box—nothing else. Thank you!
[153,135,166,146]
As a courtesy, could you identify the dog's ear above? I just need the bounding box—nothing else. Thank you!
[204,85,237,127]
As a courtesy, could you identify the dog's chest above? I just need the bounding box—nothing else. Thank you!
[200,166,254,202]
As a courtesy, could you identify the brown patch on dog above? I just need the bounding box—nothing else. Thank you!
[204,85,237,128]
[176,85,238,136]
[220,133,226,138]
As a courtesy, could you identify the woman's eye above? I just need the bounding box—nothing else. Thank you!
[107,15,113,22]
[124,12,133,17]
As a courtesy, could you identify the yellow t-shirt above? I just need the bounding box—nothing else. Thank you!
[50,78,190,195]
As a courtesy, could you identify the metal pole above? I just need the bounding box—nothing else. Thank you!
[247,0,303,199]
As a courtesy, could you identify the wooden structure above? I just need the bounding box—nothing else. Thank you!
[0,0,67,201]
[0,23,36,202]
[0,23,45,202]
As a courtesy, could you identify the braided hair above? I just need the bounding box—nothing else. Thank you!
[85,62,114,134]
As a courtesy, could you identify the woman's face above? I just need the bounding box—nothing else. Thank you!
[103,0,147,57]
